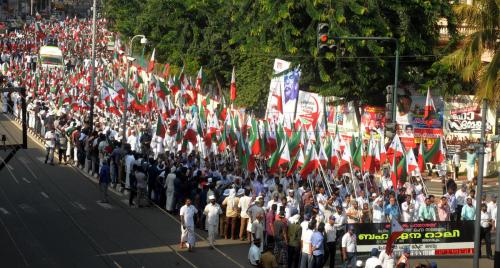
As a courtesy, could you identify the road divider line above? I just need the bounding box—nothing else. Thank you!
[96,201,113,209]
[0,156,20,184]
[71,202,87,211]
[22,177,31,184]
[40,192,49,199]
[0,207,9,215]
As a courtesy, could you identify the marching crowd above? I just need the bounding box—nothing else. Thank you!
[0,16,497,268]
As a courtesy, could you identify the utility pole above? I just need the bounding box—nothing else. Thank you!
[120,35,146,149]
[472,99,488,268]
[492,135,500,267]
[88,0,97,132]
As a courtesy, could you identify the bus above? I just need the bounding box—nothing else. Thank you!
[39,45,64,69]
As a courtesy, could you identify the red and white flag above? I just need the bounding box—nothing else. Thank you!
[230,67,236,101]
[424,87,435,125]
[385,217,404,255]
[148,48,156,73]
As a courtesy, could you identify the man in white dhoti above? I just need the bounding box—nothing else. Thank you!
[203,195,222,248]
[180,198,198,251]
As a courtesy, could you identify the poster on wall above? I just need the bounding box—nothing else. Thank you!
[360,105,385,138]
[396,88,444,148]
[265,59,292,122]
[325,98,359,140]
[295,90,324,129]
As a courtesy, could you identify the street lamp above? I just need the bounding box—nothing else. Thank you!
[121,34,147,149]
[88,0,97,132]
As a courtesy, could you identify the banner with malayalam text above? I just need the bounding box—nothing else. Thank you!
[353,221,474,256]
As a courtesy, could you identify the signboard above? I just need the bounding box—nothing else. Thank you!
[353,221,474,256]
[295,90,324,129]
[444,95,497,161]
[445,95,494,134]
[265,59,292,122]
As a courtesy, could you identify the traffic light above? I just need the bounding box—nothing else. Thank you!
[317,23,337,54]
[385,85,395,138]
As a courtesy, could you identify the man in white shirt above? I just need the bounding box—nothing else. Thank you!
[204,195,222,247]
[127,129,139,152]
[452,150,461,180]
[401,195,415,222]
[248,238,261,266]
[372,197,385,223]
[44,127,56,165]
[180,198,198,251]
[238,189,252,241]
[479,203,493,259]
[378,248,395,268]
[356,190,369,209]
[455,183,468,221]
[300,220,315,268]
[487,195,497,227]
[251,212,264,252]
[365,248,382,268]
[324,216,338,268]
[341,225,357,268]
[316,186,328,212]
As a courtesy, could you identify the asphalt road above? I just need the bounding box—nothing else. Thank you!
[0,113,497,268]
[0,114,249,268]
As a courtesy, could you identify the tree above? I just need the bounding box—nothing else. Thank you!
[103,0,457,110]
[440,0,499,104]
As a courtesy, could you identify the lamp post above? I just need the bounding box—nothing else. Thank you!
[88,0,97,132]
[121,34,147,149]
[472,99,488,268]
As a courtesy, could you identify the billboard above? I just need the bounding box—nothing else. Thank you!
[396,88,444,148]
[325,98,359,139]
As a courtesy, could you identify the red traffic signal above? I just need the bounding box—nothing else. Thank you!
[320,34,328,43]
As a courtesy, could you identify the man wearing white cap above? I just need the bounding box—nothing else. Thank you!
[222,188,240,239]
[204,195,222,248]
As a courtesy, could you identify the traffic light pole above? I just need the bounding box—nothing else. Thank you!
[329,36,400,124]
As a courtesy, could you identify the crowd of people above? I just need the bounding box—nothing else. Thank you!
[0,15,497,268]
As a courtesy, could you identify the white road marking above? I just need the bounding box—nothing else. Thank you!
[18,204,35,213]
[22,177,31,184]
[6,164,14,170]
[40,192,49,199]
[0,207,9,215]
[0,156,19,184]
[96,201,113,209]
[71,202,87,211]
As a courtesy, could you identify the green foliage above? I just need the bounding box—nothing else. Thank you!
[103,0,458,110]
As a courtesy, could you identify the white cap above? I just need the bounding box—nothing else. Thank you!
[237,188,245,196]
[208,195,215,200]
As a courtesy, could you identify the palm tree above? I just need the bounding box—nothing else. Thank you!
[441,0,498,103]
[441,2,498,267]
